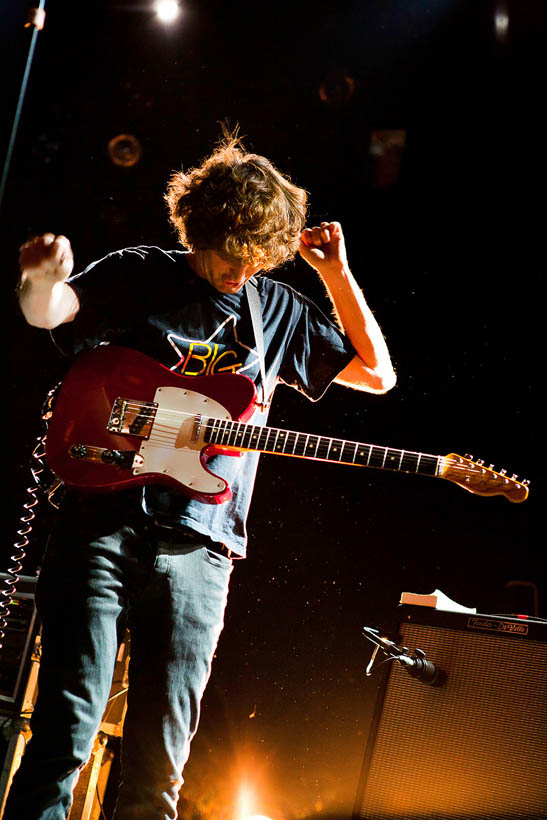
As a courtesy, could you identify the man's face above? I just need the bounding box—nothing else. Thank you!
[189,249,263,294]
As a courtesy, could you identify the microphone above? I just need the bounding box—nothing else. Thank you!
[362,627,446,687]
[397,648,445,687]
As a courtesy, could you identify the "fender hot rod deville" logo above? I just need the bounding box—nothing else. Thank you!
[467,617,529,635]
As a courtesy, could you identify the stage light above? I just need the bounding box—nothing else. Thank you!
[237,784,274,820]
[107,134,142,167]
[237,783,253,820]
[494,4,509,41]
[154,0,180,23]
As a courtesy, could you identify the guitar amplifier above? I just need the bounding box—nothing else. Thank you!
[353,606,547,820]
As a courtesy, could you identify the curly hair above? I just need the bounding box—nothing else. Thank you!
[164,132,308,271]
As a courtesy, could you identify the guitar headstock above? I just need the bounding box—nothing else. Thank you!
[440,453,530,502]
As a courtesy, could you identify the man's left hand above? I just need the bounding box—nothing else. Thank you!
[299,221,348,275]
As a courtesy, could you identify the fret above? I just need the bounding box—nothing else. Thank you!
[417,454,439,477]
[286,431,298,454]
[385,448,402,469]
[210,417,223,444]
[209,418,220,444]
[352,444,372,466]
[314,436,327,459]
[234,421,246,448]
[226,421,239,447]
[293,433,308,457]
[258,427,272,451]
[260,427,272,451]
[218,419,231,446]
[219,420,230,445]
[224,420,235,446]
[275,430,288,452]
[241,423,255,449]
[265,427,280,452]
[321,437,334,459]
[368,446,387,469]
[340,441,357,463]
[399,451,421,473]
[306,436,321,458]
[327,439,345,462]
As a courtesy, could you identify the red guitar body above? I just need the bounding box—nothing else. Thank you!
[45,345,257,504]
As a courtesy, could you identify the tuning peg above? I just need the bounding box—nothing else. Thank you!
[477,459,484,466]
[488,464,495,470]
[500,469,507,476]
[511,474,518,481]
[465,453,473,460]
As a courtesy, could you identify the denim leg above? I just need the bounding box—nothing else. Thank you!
[3,517,153,820]
[112,543,233,820]
[4,507,232,820]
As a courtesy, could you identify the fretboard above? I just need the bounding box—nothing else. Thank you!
[203,417,440,477]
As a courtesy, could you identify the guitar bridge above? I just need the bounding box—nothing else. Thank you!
[107,397,157,438]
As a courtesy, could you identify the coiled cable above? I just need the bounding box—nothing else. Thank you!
[0,436,46,650]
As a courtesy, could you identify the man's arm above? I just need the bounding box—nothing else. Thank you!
[17,233,79,329]
[298,221,396,394]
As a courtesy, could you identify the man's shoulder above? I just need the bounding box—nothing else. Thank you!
[70,245,190,285]
[255,273,307,307]
[94,245,187,267]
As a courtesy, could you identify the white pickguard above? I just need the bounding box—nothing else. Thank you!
[133,386,232,494]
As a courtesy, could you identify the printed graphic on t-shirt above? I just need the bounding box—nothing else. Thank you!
[166,315,260,377]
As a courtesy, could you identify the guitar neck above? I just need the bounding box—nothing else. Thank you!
[204,417,441,477]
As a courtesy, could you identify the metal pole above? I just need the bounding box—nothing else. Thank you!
[0,2,47,211]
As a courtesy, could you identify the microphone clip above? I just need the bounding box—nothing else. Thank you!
[362,627,446,687]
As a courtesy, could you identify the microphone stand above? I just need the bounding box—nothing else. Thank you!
[0,2,47,211]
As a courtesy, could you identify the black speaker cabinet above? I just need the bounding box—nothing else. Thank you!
[354,606,547,820]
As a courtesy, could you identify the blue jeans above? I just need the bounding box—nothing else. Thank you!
[3,493,233,820]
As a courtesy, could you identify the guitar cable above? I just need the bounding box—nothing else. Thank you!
[0,425,63,651]
[1,378,66,649]
[0,437,44,649]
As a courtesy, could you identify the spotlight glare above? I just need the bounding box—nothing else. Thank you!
[494,5,509,40]
[155,0,180,23]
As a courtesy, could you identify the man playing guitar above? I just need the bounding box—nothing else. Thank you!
[6,131,395,820]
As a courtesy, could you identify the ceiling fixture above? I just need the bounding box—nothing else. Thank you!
[154,0,180,23]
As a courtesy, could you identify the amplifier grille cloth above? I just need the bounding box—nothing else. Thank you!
[358,622,547,820]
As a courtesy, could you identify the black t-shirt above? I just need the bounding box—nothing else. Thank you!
[66,246,355,555]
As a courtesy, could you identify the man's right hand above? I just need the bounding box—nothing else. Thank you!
[18,233,79,329]
[19,233,74,283]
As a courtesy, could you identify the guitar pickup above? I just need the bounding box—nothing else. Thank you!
[107,397,157,438]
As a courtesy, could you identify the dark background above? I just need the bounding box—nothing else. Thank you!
[1,1,541,818]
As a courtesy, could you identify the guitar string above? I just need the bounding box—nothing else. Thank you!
[117,400,469,462]
[114,401,512,478]
[128,423,486,475]
[141,436,516,486]
[120,400,443,459]
[127,430,525,490]
[143,429,494,478]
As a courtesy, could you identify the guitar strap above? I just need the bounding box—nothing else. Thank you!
[245,278,275,412]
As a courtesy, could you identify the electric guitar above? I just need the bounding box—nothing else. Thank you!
[43,345,530,504]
